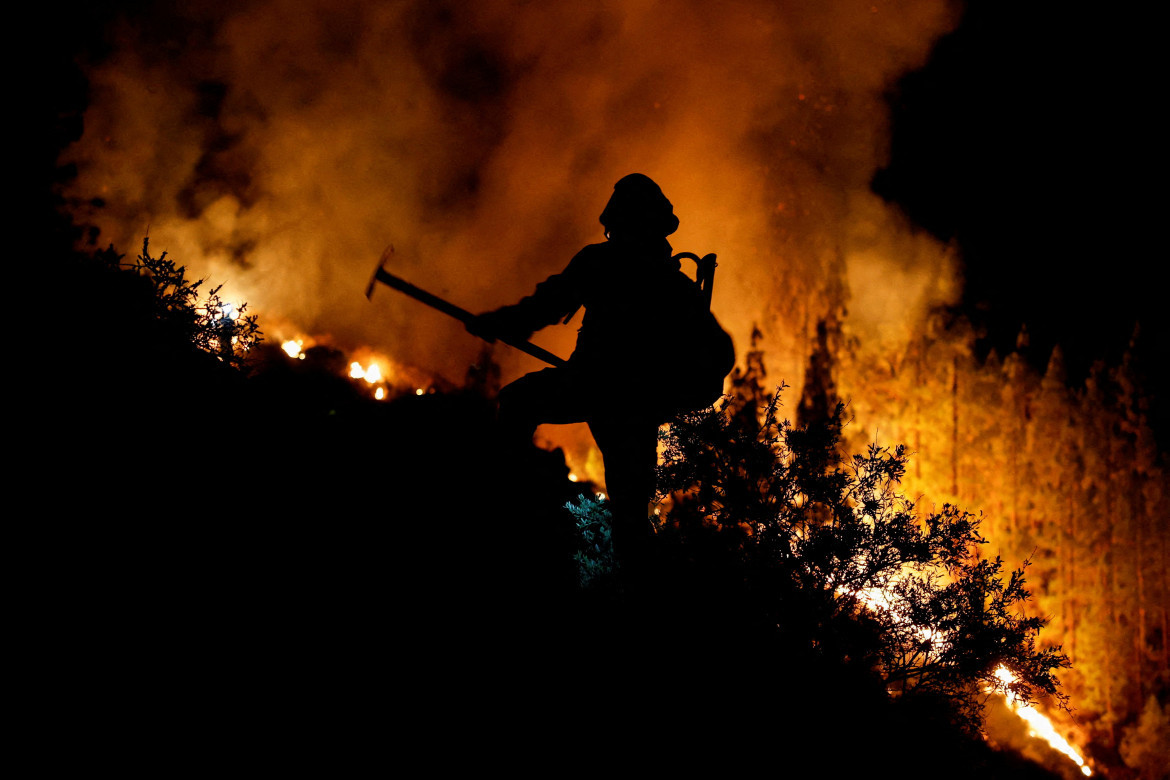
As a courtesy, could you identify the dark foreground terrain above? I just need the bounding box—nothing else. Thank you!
[26,249,1063,778]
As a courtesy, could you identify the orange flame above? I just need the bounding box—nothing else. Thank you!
[850,576,1092,776]
[993,666,1092,776]
[281,339,305,359]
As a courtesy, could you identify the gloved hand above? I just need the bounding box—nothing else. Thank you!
[466,311,500,343]
[466,310,531,345]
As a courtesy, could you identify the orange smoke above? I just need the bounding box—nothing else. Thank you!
[60,0,961,392]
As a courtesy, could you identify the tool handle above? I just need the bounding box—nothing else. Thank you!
[371,268,567,367]
[374,268,474,324]
[498,337,568,368]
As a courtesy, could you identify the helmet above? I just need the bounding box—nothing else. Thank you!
[599,173,679,238]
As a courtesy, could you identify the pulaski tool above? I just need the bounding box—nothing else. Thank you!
[365,247,568,367]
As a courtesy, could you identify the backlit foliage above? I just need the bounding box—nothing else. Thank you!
[131,237,262,369]
[656,386,1070,731]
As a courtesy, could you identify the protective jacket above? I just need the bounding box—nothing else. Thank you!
[485,236,733,415]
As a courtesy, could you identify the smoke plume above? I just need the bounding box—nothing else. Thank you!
[62,0,961,386]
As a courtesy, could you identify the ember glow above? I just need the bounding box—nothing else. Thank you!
[344,355,396,399]
[352,361,382,384]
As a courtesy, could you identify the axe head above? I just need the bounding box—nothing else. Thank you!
[365,245,394,300]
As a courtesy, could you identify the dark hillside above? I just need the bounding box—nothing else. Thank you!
[28,244,1067,778]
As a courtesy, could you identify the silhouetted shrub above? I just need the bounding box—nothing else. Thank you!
[656,386,1070,733]
[132,237,262,369]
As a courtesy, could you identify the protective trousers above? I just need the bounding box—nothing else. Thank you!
[497,366,660,572]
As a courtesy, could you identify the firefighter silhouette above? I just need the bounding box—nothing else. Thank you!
[469,173,734,572]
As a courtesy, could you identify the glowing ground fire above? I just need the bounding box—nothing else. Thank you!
[850,577,1092,776]
[993,665,1092,777]
[281,339,305,359]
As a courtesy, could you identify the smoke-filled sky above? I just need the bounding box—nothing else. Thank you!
[46,0,1162,427]
[53,0,966,386]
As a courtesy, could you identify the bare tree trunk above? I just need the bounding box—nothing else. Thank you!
[1136,487,1146,704]
[1066,488,1076,663]
[1162,518,1169,670]
[1102,560,1116,737]
[951,356,958,497]
[1105,436,1120,738]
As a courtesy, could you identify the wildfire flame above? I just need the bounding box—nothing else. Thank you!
[281,334,413,401]
[281,339,305,359]
[850,575,1091,776]
[993,665,1092,776]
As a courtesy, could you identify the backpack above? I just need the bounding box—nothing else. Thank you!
[663,252,736,414]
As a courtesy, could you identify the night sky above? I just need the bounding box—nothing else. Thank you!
[874,2,1161,391]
